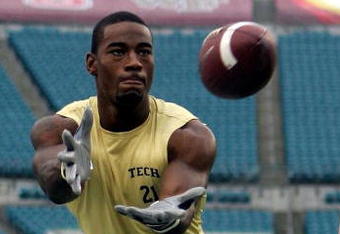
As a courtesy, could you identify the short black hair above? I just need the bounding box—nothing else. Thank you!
[91,11,149,54]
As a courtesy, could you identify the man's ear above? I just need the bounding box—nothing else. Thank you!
[86,52,97,76]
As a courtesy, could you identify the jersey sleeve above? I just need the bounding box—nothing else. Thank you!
[56,99,90,125]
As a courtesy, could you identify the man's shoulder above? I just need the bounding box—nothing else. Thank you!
[59,96,96,111]
[151,96,196,121]
[56,96,96,125]
[173,120,215,143]
[168,119,216,166]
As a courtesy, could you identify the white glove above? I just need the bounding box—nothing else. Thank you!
[115,187,206,233]
[58,107,93,195]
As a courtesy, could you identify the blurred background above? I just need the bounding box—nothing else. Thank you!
[1,0,340,233]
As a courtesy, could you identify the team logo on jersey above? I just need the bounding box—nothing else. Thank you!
[128,167,160,178]
[23,0,93,10]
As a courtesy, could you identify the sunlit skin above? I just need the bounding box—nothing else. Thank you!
[86,22,154,132]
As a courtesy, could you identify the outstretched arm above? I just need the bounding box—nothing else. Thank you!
[31,114,78,204]
[31,108,93,204]
[158,119,216,233]
[115,119,216,233]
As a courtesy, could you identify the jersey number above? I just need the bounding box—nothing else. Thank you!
[140,185,159,203]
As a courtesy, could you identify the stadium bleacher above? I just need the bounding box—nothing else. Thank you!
[203,209,274,233]
[0,66,35,177]
[5,205,78,234]
[324,191,340,204]
[305,210,339,234]
[8,28,96,111]
[4,206,274,234]
[207,189,251,203]
[279,31,340,183]
[18,187,47,200]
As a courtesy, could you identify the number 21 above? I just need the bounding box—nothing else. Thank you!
[140,185,159,203]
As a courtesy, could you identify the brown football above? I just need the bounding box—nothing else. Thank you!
[199,22,276,99]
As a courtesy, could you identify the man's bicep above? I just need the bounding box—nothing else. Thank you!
[31,115,78,150]
[154,122,215,233]
[159,120,216,199]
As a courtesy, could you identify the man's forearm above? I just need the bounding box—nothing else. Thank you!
[33,144,77,204]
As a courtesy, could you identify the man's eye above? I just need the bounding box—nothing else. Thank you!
[138,49,152,56]
[109,49,125,56]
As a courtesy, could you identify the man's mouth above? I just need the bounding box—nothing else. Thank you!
[120,76,145,86]
[120,79,144,85]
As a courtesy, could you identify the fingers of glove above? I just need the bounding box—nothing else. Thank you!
[70,174,82,195]
[147,218,180,230]
[115,206,155,224]
[164,209,186,219]
[61,129,76,151]
[147,209,185,225]
[115,206,182,225]
[57,151,75,163]
[168,187,206,206]
[64,163,77,184]
[146,223,166,229]
[115,205,129,216]
[74,107,93,145]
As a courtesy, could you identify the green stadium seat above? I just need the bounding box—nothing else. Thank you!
[5,205,78,234]
[305,210,339,234]
[0,67,35,177]
[202,209,273,233]
[207,190,251,203]
[279,31,340,183]
[19,187,47,200]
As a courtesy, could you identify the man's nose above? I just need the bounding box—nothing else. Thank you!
[125,52,142,71]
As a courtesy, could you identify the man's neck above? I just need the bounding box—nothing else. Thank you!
[97,96,150,132]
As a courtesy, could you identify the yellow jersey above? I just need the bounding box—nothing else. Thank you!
[57,96,206,234]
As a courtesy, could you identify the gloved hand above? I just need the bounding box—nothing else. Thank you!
[115,187,206,233]
[58,107,93,195]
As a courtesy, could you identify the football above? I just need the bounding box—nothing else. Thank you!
[199,22,276,99]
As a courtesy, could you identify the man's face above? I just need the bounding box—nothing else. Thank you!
[91,22,154,107]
